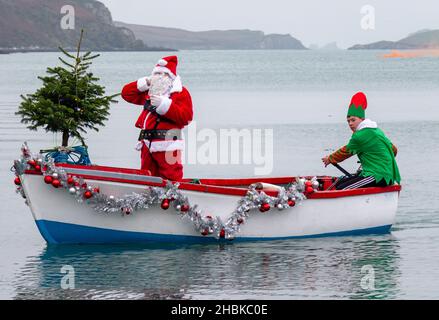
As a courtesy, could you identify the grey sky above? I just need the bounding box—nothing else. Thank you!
[99,0,439,49]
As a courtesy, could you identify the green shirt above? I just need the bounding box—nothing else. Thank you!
[346,128,401,184]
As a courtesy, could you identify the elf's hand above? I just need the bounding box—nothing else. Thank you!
[322,156,331,167]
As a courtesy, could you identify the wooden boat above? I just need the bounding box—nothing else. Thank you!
[16,162,401,244]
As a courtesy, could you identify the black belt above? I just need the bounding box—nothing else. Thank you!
[138,129,182,141]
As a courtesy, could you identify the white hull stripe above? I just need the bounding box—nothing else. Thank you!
[60,168,163,184]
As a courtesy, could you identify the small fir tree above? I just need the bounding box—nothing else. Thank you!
[17,30,118,147]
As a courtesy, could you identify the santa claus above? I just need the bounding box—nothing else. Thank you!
[121,56,193,181]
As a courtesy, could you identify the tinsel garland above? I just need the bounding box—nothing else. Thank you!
[12,143,318,240]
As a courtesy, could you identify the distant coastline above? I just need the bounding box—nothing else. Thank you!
[1,0,438,53]
[115,22,307,50]
[0,0,175,54]
[0,0,305,53]
[349,30,439,50]
[0,47,177,55]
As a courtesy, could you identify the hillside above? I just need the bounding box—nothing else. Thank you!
[0,0,167,52]
[115,22,307,50]
[349,30,439,50]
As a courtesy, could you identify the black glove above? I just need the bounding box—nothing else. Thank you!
[143,99,157,113]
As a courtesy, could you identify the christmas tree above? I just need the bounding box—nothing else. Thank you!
[16,30,118,148]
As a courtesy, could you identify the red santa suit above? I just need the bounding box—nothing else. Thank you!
[121,56,193,181]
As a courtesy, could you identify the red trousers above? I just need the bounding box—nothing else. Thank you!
[141,143,183,181]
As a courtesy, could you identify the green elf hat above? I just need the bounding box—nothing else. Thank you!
[347,92,367,118]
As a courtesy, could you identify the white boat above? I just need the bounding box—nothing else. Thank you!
[16,161,401,244]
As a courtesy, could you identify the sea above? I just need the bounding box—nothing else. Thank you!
[0,50,438,299]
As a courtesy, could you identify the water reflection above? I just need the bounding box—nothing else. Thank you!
[13,235,401,299]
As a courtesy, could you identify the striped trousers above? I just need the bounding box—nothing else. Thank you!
[335,173,389,190]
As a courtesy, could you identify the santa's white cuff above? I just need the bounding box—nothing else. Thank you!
[137,77,150,92]
[155,96,172,115]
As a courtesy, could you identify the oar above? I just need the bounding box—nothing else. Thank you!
[332,163,352,177]
[326,163,352,190]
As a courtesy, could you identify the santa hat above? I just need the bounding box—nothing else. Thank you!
[347,92,367,118]
[152,56,178,79]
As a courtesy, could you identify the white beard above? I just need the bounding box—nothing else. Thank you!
[149,74,173,96]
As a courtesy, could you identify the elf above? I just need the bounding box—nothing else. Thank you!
[121,56,193,181]
[322,92,401,189]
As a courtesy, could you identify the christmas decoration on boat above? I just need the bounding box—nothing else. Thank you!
[12,143,317,240]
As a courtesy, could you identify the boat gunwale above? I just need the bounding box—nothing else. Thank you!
[23,163,402,199]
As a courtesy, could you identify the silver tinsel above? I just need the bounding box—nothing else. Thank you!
[12,142,42,202]
[13,143,317,240]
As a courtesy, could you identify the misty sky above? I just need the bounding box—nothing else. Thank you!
[99,0,439,49]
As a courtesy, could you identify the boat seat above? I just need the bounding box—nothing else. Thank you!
[250,182,282,194]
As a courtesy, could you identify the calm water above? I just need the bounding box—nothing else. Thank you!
[1,50,438,299]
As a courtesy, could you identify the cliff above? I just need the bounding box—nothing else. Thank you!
[0,0,166,52]
[349,30,439,50]
[115,22,307,50]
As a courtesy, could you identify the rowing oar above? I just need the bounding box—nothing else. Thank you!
[326,163,352,190]
[332,163,352,177]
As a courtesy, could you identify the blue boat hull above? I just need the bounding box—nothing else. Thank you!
[35,219,392,244]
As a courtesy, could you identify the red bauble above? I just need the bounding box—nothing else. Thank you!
[161,199,170,210]
[44,176,53,184]
[93,187,100,193]
[181,204,190,212]
[52,179,61,188]
[84,191,93,199]
[34,165,41,171]
[305,180,313,187]
[259,203,270,212]
[14,177,21,185]
[219,229,225,238]
[201,229,209,236]
[74,181,80,187]
[67,176,74,185]
[27,159,36,167]
[306,186,314,194]
[81,183,87,189]
[237,217,244,224]
[288,199,296,207]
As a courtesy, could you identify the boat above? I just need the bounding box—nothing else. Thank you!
[14,156,401,244]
